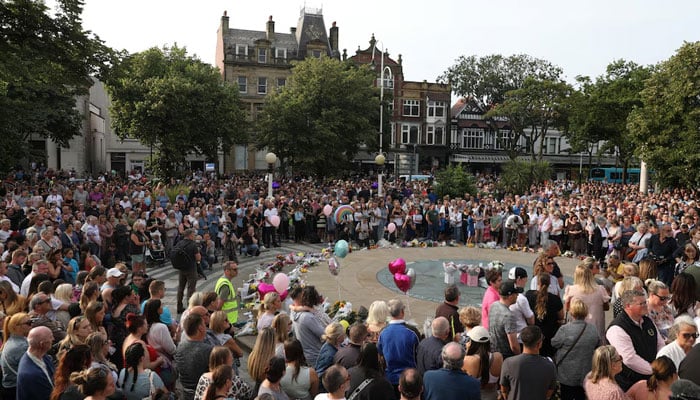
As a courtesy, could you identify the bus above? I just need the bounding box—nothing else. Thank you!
[589,167,642,183]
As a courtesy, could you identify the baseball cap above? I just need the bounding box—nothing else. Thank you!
[499,280,524,296]
[468,326,490,343]
[107,267,125,278]
[508,267,527,280]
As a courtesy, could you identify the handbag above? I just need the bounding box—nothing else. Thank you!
[348,378,374,400]
[142,369,156,400]
[555,324,587,367]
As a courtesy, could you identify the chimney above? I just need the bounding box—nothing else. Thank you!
[266,15,274,40]
[221,10,229,32]
[329,21,338,52]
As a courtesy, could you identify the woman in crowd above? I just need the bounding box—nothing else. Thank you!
[194,346,253,400]
[0,313,31,399]
[366,300,388,344]
[51,344,92,400]
[530,255,561,297]
[144,299,176,388]
[566,214,587,256]
[526,273,563,357]
[552,299,601,400]
[584,345,628,400]
[58,315,94,357]
[258,292,282,331]
[123,313,163,372]
[86,332,120,394]
[257,356,289,400]
[675,242,700,276]
[0,280,27,316]
[271,313,292,358]
[248,327,277,390]
[626,356,677,400]
[53,283,74,327]
[209,310,244,359]
[564,264,610,340]
[670,272,698,317]
[110,285,141,366]
[129,221,148,274]
[458,306,481,346]
[70,366,117,400]
[462,325,502,400]
[646,280,675,341]
[280,339,319,400]
[346,342,395,400]
[202,365,234,400]
[315,322,346,382]
[656,316,698,369]
[118,342,167,400]
[290,286,328,366]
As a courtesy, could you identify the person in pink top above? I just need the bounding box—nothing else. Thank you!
[481,270,503,328]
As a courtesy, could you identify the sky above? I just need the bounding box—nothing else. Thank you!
[78,0,700,88]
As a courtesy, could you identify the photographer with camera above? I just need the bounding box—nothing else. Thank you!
[648,223,679,287]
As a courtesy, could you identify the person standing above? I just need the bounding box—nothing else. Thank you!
[377,299,420,392]
[488,281,522,359]
[174,229,201,314]
[215,261,239,324]
[175,313,214,400]
[435,285,463,340]
[16,326,56,400]
[500,326,557,400]
[508,267,535,338]
[481,270,503,329]
[648,223,679,286]
[606,289,665,391]
[583,345,628,400]
[398,368,422,400]
[423,342,480,400]
[416,317,450,375]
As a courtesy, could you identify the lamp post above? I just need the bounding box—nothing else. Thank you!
[373,39,393,200]
[375,154,385,197]
[265,152,277,200]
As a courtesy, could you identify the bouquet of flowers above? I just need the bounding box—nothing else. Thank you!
[443,262,459,285]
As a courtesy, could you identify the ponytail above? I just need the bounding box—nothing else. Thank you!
[535,273,551,321]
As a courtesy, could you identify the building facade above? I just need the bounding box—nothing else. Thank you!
[215,8,340,172]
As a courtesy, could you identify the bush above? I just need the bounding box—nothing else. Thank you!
[434,164,477,199]
[498,160,553,195]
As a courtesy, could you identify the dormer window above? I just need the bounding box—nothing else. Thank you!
[276,48,287,59]
[236,44,247,57]
[258,48,267,63]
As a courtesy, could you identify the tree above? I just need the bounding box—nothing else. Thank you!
[0,0,116,171]
[498,160,553,195]
[256,57,379,176]
[566,60,651,181]
[106,45,246,178]
[434,164,476,199]
[628,41,700,187]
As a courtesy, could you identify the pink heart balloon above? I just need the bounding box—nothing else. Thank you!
[388,258,407,275]
[393,272,411,293]
[258,283,277,297]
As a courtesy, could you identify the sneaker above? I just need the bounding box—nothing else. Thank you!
[260,246,266,251]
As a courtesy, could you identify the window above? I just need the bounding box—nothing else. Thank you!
[312,50,322,58]
[276,78,286,89]
[377,76,394,89]
[401,124,419,144]
[434,126,444,145]
[236,44,247,58]
[237,76,247,94]
[257,77,267,94]
[258,48,267,63]
[427,101,446,118]
[495,129,514,150]
[403,100,420,117]
[425,126,445,145]
[462,128,484,149]
[276,48,287,59]
[543,137,558,154]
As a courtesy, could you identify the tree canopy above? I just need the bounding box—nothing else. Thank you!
[628,41,700,187]
[256,56,379,176]
[106,45,246,178]
[0,0,116,171]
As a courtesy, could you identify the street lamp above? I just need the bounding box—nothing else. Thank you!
[375,154,385,197]
[265,152,277,199]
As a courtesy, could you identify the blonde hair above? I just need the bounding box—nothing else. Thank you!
[569,299,589,320]
[322,322,345,345]
[271,313,291,344]
[638,259,657,282]
[589,345,620,384]
[616,276,643,298]
[459,306,481,329]
[2,312,29,347]
[573,265,597,294]
[366,300,389,326]
[209,311,229,334]
[54,283,73,303]
[261,292,281,313]
[247,327,276,383]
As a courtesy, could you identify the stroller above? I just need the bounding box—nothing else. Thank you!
[146,231,166,268]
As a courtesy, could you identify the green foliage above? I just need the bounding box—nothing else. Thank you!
[628,41,700,187]
[434,164,476,199]
[166,184,189,204]
[0,0,117,171]
[498,160,553,195]
[256,57,379,176]
[106,45,246,178]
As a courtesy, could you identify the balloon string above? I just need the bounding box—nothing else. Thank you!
[335,275,341,301]
[405,291,411,318]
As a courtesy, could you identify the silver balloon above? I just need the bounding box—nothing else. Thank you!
[406,268,416,290]
[328,256,340,276]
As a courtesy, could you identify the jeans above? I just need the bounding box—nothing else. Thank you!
[177,268,197,313]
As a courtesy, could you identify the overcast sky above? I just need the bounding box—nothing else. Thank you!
[80,0,699,86]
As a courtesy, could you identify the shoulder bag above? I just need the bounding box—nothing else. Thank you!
[555,324,587,368]
[348,378,374,400]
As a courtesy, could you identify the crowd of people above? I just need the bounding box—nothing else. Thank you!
[2,168,700,399]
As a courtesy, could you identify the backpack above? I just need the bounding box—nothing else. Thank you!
[170,240,193,270]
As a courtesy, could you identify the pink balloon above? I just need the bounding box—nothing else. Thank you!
[323,204,333,217]
[393,272,411,293]
[272,273,290,294]
[388,258,406,275]
[270,215,281,227]
[279,289,288,301]
[257,282,276,297]
[387,222,396,234]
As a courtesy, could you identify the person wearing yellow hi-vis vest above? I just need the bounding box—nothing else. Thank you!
[215,261,239,324]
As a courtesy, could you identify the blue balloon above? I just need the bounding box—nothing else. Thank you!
[334,240,349,258]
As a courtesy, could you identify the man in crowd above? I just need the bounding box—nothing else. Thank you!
[175,313,214,400]
[500,326,557,400]
[215,261,239,324]
[399,368,423,400]
[20,259,49,296]
[239,225,261,256]
[489,280,522,358]
[423,342,480,400]
[648,223,679,286]
[28,293,66,344]
[607,289,665,391]
[435,285,463,340]
[334,322,367,369]
[378,298,420,392]
[174,228,201,314]
[508,267,534,339]
[16,326,55,400]
[416,317,451,375]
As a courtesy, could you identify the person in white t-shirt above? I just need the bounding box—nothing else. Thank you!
[508,267,535,338]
